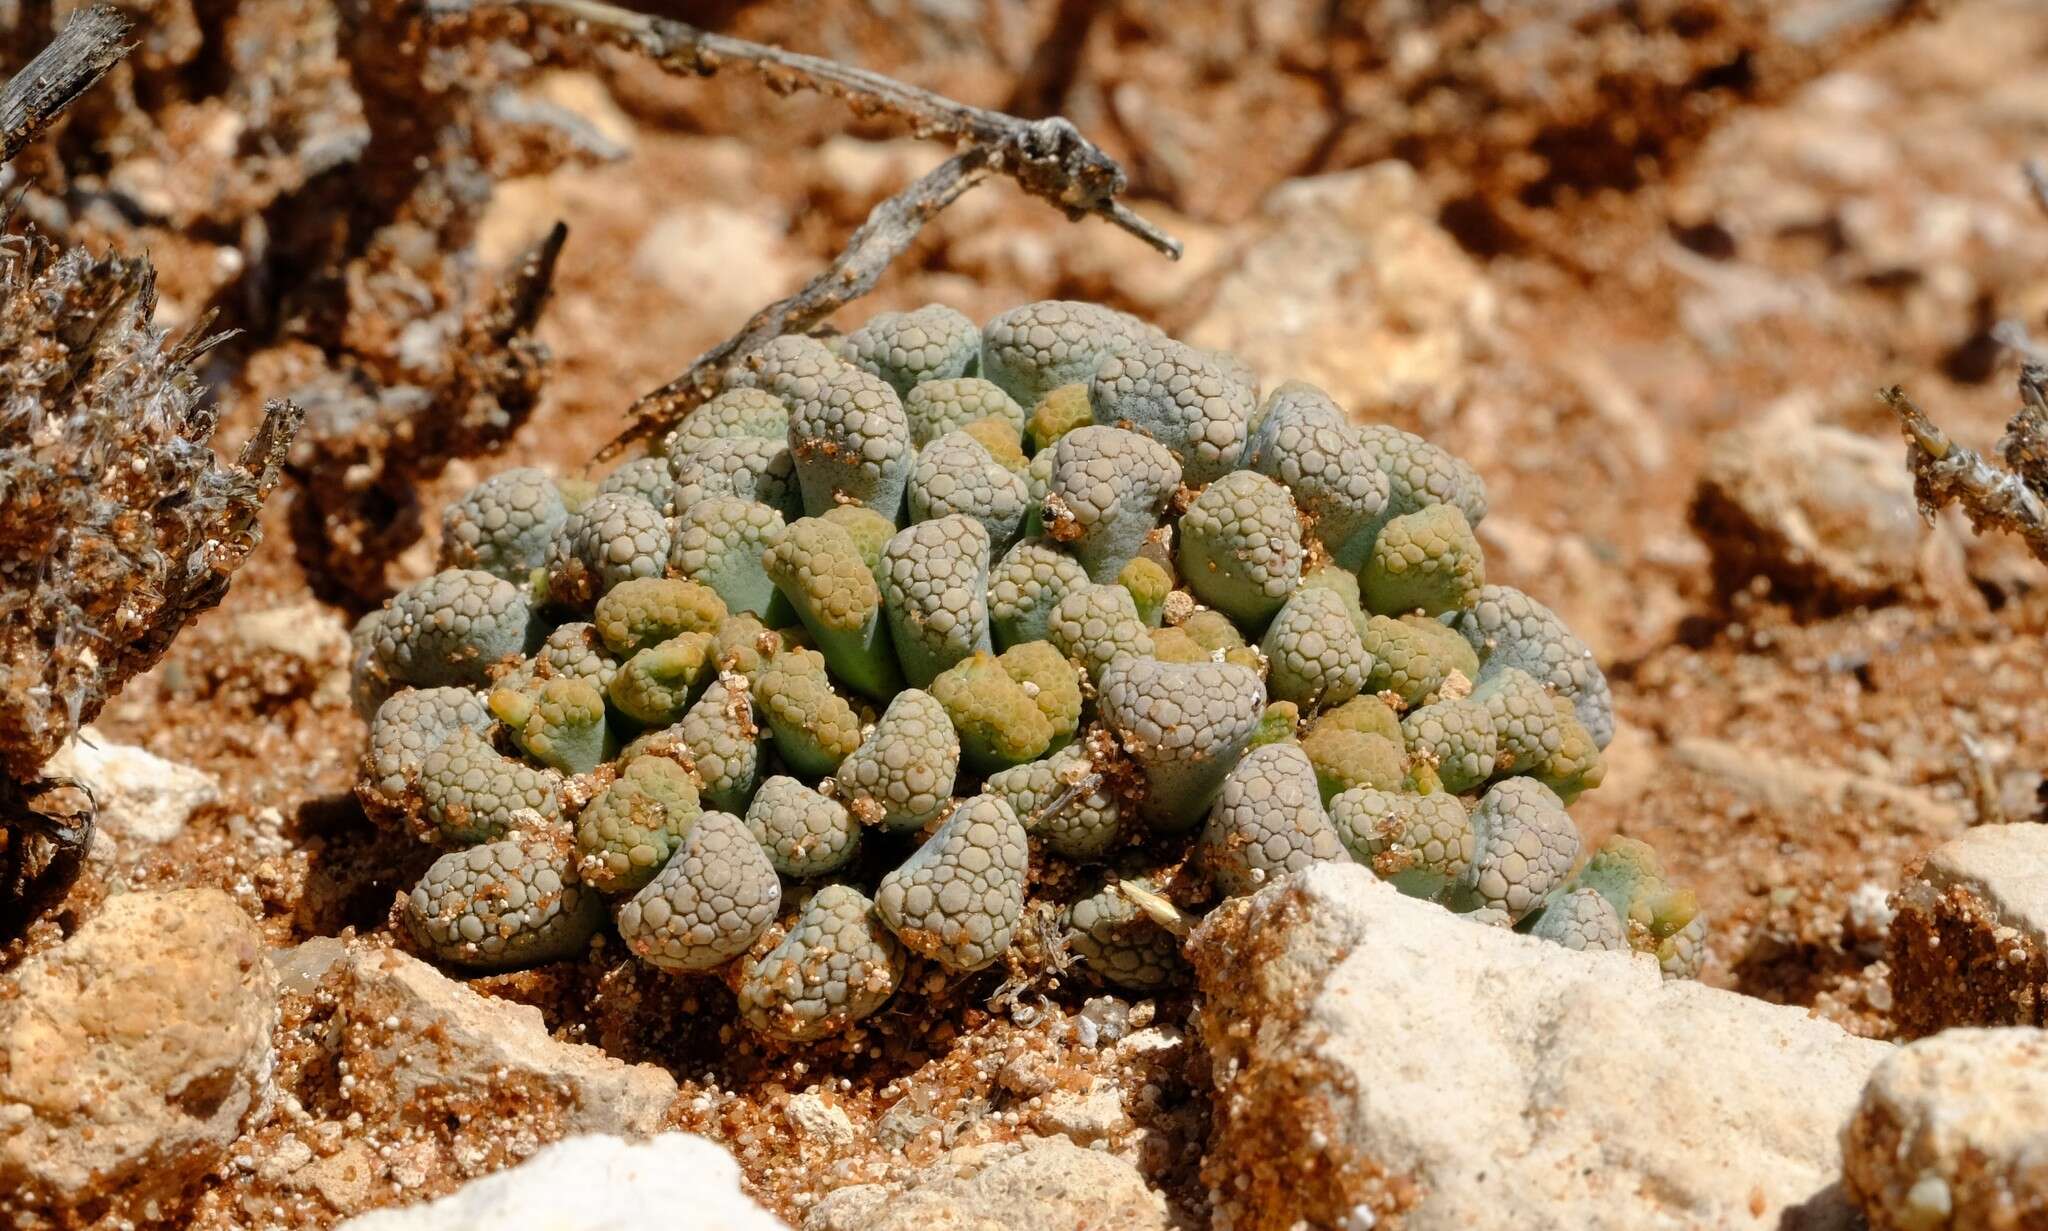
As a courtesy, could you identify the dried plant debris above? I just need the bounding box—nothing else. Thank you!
[0,0,366,232]
[0,775,94,939]
[283,223,566,604]
[5,0,1171,597]
[1883,364,2048,567]
[422,0,1180,460]
[0,0,605,601]
[349,299,1705,1045]
[260,0,610,601]
[0,226,300,782]
[0,4,130,166]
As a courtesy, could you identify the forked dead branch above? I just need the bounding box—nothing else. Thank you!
[421,0,1183,460]
[1881,164,2048,566]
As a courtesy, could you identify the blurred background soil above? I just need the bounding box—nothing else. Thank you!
[7,0,2048,1224]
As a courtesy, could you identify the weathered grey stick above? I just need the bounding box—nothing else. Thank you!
[0,5,130,166]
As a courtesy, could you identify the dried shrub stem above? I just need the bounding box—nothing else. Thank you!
[623,151,986,452]
[0,4,129,165]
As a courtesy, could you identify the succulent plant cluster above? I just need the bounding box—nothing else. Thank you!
[348,300,1705,1042]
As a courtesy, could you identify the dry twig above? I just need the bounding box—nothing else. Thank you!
[1989,164,2048,365]
[422,0,1181,458]
[2024,158,2048,216]
[1957,731,2005,826]
[620,150,987,458]
[1880,158,2048,566]
[1880,372,2048,565]
[0,5,129,165]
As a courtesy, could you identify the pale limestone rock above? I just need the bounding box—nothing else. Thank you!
[1888,824,2048,1036]
[1190,864,1890,1231]
[0,890,278,1226]
[1912,824,2048,939]
[634,205,805,321]
[786,1090,858,1152]
[337,1133,786,1230]
[1693,397,1935,604]
[331,945,675,1138]
[851,1137,1168,1231]
[43,728,220,845]
[1671,736,1960,833]
[226,600,353,704]
[806,1184,891,1231]
[293,1139,382,1212]
[228,599,350,666]
[1032,1078,1130,1146]
[1844,1027,2048,1231]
